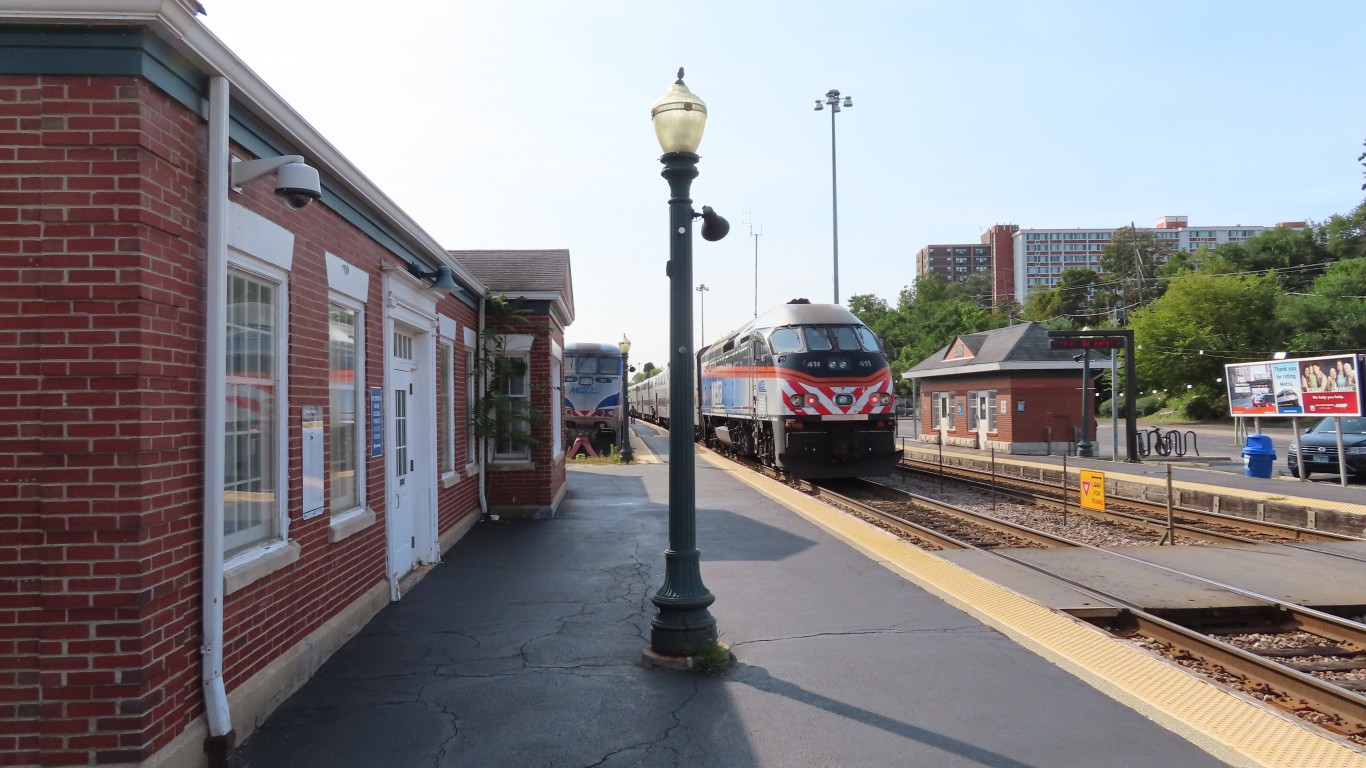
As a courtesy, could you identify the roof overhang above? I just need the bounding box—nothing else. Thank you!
[903,361,1087,380]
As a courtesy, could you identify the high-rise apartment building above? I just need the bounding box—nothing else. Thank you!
[915,242,993,284]
[1010,216,1279,302]
[914,216,1301,306]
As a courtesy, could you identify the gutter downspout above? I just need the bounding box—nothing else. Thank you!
[202,75,235,762]
[477,292,489,516]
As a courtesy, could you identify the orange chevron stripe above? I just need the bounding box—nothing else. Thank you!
[701,365,890,388]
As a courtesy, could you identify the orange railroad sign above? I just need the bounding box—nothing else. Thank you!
[1079,469,1105,511]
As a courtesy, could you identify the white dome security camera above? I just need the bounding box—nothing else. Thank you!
[230,155,322,210]
[274,161,321,209]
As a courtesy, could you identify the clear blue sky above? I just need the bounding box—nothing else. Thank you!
[202,1,1366,370]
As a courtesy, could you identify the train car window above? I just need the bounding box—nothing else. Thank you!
[769,327,802,354]
[856,327,882,352]
[802,326,833,351]
[832,326,861,350]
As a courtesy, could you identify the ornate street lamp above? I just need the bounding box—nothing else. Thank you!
[647,68,725,658]
[813,89,852,304]
[617,334,635,463]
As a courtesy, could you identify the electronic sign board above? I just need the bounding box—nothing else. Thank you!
[1048,336,1126,350]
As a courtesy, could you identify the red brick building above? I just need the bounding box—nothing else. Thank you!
[454,250,574,518]
[904,322,1096,454]
[0,3,571,766]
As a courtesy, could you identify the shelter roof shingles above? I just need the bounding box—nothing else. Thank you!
[452,249,570,294]
[906,322,1083,376]
[449,249,575,328]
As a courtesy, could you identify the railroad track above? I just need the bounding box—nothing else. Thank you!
[810,476,1366,747]
[898,454,1364,551]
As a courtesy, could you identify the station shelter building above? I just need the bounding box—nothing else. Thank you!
[903,322,1098,455]
[0,3,572,766]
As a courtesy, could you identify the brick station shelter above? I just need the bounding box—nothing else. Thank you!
[0,3,572,766]
[453,250,574,519]
[903,322,1098,454]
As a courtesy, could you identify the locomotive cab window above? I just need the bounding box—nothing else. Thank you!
[831,326,861,351]
[769,327,802,354]
[856,327,882,352]
[802,326,833,351]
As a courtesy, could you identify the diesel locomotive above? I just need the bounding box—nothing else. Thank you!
[629,300,899,479]
[563,342,626,454]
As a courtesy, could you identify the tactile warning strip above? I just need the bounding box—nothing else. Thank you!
[708,455,1366,768]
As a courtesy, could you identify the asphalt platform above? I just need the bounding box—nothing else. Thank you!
[236,425,1306,768]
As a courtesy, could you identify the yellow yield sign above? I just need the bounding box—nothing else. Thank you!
[1079,470,1106,511]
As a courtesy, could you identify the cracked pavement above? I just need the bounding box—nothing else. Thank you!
[236,449,1232,768]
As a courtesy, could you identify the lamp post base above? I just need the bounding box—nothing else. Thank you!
[641,642,733,673]
[649,548,716,656]
[648,611,718,656]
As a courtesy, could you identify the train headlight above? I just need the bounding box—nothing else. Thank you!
[603,409,615,417]
[788,394,803,408]
[876,393,894,406]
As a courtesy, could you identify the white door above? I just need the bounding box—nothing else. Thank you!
[976,394,990,449]
[388,327,417,583]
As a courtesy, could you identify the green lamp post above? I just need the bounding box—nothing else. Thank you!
[647,69,719,657]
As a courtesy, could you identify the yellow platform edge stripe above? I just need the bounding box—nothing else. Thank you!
[900,444,1366,516]
[703,453,1366,768]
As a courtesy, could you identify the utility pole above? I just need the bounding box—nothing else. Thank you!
[750,222,762,317]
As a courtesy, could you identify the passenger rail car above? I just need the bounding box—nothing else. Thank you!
[629,300,898,479]
[563,342,625,453]
[630,364,672,428]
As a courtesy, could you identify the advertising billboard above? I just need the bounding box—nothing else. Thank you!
[1225,354,1361,417]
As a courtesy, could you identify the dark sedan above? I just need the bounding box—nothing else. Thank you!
[1286,416,1366,479]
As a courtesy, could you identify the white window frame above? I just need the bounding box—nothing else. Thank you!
[463,326,480,475]
[328,295,366,517]
[493,334,534,462]
[550,341,563,461]
[438,339,456,476]
[223,257,290,560]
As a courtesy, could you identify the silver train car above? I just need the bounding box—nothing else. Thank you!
[563,342,625,454]
[630,300,898,479]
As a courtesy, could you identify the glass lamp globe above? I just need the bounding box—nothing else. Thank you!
[651,70,707,154]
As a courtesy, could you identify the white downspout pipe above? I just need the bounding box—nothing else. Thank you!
[201,75,233,744]
[477,292,488,516]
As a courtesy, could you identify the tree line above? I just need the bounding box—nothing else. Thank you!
[849,198,1366,417]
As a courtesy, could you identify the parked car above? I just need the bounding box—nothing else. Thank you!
[1286,416,1366,479]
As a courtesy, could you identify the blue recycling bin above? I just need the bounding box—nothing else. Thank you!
[1242,434,1276,479]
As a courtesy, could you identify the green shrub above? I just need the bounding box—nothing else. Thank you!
[1134,394,1166,417]
[1174,388,1226,420]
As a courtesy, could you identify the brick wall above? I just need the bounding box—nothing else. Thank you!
[0,71,489,766]
[919,371,1095,445]
[484,318,566,512]
[0,74,208,764]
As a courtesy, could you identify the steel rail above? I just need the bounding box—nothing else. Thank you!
[816,479,1082,549]
[898,456,1362,546]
